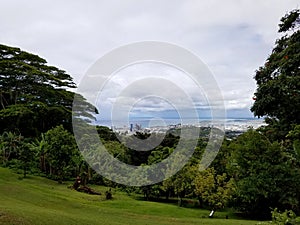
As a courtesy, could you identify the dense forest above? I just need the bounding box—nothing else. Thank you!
[0,9,299,222]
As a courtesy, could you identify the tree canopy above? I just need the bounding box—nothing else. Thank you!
[251,10,300,134]
[229,130,300,217]
[0,44,96,136]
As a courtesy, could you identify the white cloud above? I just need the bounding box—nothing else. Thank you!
[0,0,298,119]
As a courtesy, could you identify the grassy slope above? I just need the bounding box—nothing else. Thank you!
[0,168,258,225]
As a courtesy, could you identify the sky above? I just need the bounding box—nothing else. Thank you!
[0,0,298,121]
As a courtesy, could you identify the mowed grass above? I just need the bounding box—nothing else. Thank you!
[0,168,258,225]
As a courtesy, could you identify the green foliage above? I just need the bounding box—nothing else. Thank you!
[16,141,38,177]
[287,125,300,162]
[230,130,300,217]
[0,131,23,166]
[104,141,132,165]
[43,125,78,183]
[251,10,300,136]
[194,167,235,211]
[271,208,300,225]
[210,139,232,175]
[279,10,300,32]
[248,11,300,217]
[0,132,39,177]
[257,208,300,225]
[97,126,118,142]
[163,163,198,206]
[0,44,96,137]
[1,9,300,223]
[148,146,174,165]
[30,133,48,173]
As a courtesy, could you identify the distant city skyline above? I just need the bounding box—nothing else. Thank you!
[95,116,265,132]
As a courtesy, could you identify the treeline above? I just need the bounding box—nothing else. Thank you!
[90,125,300,219]
[1,124,300,219]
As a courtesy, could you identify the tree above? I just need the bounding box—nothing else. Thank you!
[0,131,22,166]
[251,10,300,136]
[17,141,37,178]
[210,139,232,175]
[0,44,96,136]
[44,125,78,183]
[161,151,199,207]
[31,133,48,173]
[172,164,198,206]
[287,125,300,163]
[194,167,235,212]
[230,130,300,217]
[0,132,37,177]
[148,146,174,165]
[248,10,300,217]
[96,126,118,142]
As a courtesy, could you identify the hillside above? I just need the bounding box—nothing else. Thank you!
[0,168,258,225]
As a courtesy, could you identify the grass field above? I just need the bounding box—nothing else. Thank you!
[0,167,259,225]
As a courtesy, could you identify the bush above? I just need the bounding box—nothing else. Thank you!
[257,208,300,225]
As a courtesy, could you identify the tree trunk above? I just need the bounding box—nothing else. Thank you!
[198,196,203,208]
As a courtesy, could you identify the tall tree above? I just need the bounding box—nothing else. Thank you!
[0,44,96,136]
[251,10,300,135]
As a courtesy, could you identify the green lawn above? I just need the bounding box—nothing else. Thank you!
[0,168,259,225]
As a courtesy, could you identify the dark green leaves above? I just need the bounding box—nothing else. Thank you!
[279,9,300,33]
[0,44,96,136]
[251,10,300,135]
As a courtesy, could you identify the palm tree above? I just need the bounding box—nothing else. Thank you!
[31,133,48,173]
[0,131,22,166]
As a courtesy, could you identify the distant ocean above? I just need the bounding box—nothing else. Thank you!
[94,117,266,131]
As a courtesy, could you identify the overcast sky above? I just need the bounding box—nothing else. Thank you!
[0,0,298,120]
